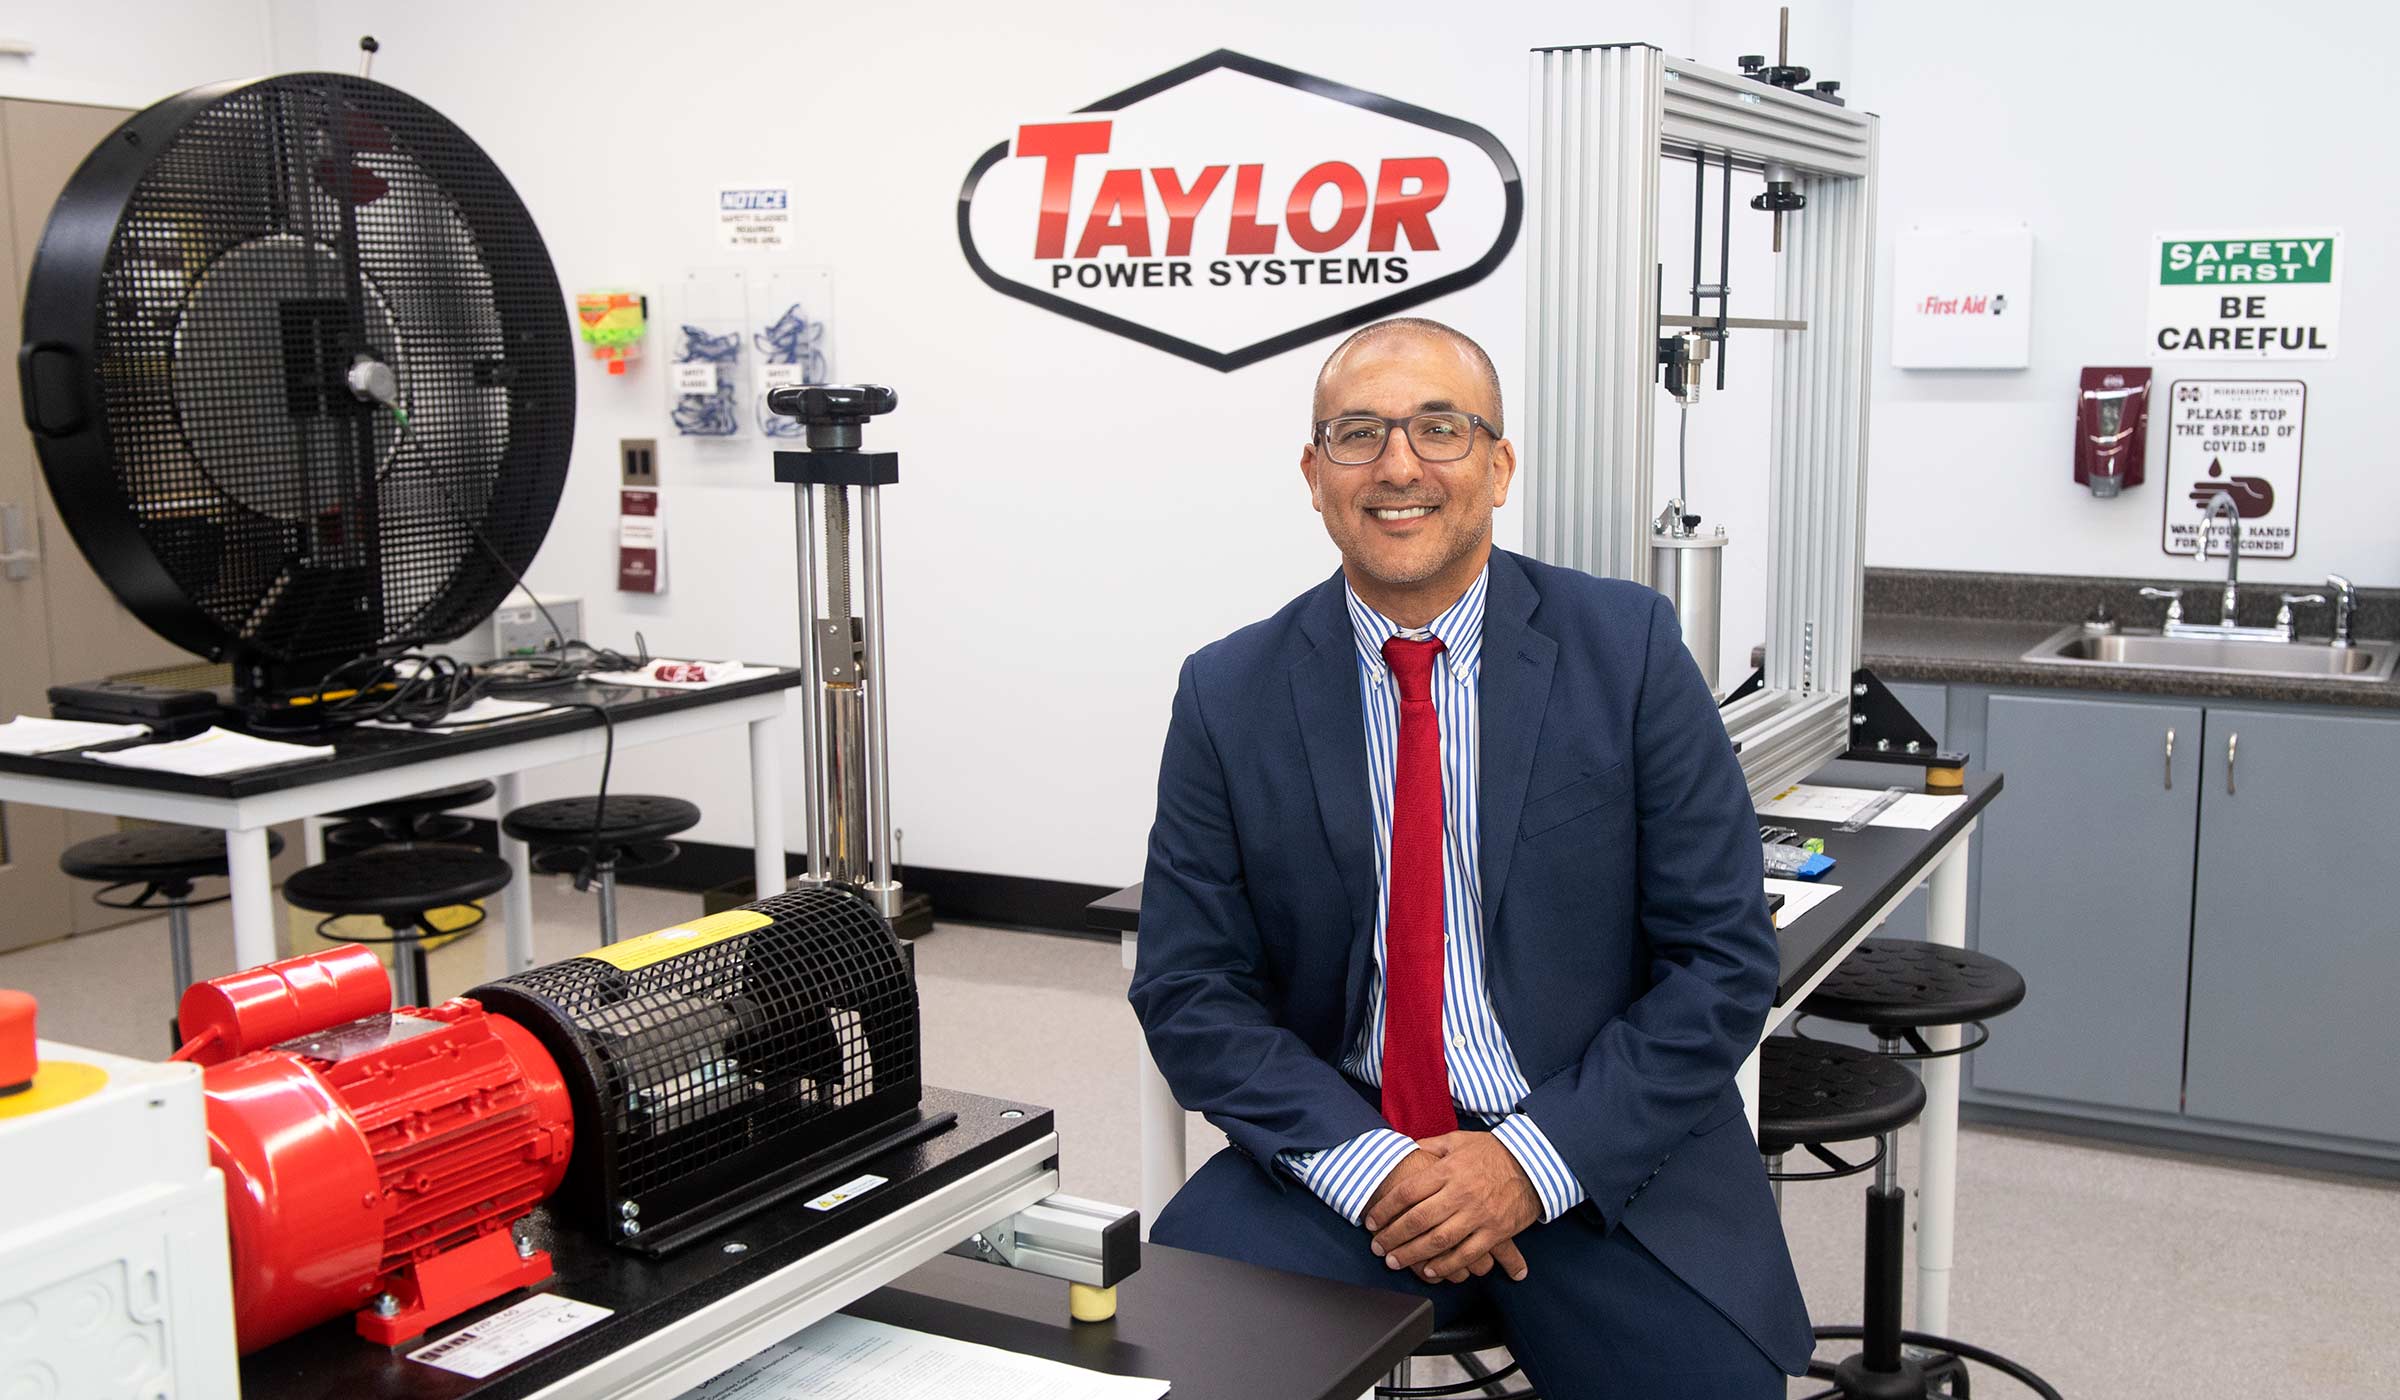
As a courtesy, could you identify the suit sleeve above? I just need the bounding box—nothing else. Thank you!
[1128,655,1396,1184]
[1513,593,1777,1228]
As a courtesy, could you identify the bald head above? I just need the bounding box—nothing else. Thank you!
[1311,317,1503,436]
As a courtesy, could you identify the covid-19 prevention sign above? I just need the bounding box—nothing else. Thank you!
[2148,230,2339,360]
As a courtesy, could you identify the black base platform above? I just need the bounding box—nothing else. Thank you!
[239,1085,1055,1400]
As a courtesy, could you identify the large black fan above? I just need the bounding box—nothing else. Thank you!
[18,72,573,701]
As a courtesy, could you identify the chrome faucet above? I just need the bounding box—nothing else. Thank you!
[2326,573,2358,648]
[2206,493,2241,627]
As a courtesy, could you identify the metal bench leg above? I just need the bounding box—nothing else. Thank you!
[596,862,620,945]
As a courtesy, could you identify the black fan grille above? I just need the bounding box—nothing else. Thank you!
[89,74,571,663]
[470,889,921,1225]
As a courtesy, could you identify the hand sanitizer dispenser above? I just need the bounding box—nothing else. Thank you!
[2074,367,2151,497]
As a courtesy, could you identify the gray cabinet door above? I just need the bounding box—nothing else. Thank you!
[1973,694,2202,1112]
[2185,707,2400,1144]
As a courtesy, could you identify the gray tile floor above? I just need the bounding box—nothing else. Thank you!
[11,885,2395,1398]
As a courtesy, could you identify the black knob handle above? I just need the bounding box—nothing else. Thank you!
[1816,80,1841,94]
[1738,54,1764,71]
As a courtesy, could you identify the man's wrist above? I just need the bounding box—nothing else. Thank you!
[1489,1113,1586,1223]
[1296,1128,1418,1226]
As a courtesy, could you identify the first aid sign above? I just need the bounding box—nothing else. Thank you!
[2149,229,2339,360]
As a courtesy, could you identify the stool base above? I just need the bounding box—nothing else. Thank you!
[1805,1328,2062,1400]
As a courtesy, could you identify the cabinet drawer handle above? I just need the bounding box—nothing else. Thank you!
[2164,727,2174,789]
[2226,731,2238,795]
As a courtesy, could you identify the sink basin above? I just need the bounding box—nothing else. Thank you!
[2019,626,2400,683]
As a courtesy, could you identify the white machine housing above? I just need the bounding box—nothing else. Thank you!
[1523,44,1879,800]
[0,1039,238,1399]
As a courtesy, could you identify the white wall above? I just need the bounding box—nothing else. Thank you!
[1844,0,2399,591]
[0,1,272,108]
[26,2,2382,891]
[253,0,1704,887]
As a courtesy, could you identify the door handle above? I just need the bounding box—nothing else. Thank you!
[2226,731,2238,795]
[2164,727,2174,790]
[0,502,39,582]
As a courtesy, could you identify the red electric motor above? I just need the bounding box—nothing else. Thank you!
[173,945,575,1352]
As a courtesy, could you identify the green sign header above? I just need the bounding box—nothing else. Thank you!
[2159,237,2334,286]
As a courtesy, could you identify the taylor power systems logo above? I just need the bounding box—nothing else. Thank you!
[958,51,1521,371]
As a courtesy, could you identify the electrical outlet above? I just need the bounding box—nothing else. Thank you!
[621,437,658,487]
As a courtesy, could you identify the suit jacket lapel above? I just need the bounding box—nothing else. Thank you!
[1289,574,1380,1034]
[1478,552,1557,931]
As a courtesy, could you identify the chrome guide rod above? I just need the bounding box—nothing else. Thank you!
[793,483,828,886]
[860,484,899,914]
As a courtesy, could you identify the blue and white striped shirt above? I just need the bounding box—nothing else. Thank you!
[1279,566,1586,1226]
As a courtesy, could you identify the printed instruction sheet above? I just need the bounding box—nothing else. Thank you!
[679,1313,1168,1400]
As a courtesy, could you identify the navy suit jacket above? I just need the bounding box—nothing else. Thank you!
[1130,547,1810,1370]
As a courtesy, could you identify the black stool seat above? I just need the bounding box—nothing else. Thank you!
[62,826,285,901]
[330,780,496,825]
[502,795,700,851]
[1801,938,2027,1030]
[1756,1036,1925,1156]
[284,845,512,920]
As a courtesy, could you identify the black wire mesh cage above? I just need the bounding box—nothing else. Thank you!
[17,72,573,696]
[468,887,923,1249]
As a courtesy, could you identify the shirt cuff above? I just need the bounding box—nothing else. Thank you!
[1490,1113,1586,1223]
[1278,1128,1418,1226]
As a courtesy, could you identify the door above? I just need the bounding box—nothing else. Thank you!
[1972,693,2202,1113]
[0,96,187,952]
[2185,707,2400,1145]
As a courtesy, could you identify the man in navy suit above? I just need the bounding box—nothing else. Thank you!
[1130,318,1809,1397]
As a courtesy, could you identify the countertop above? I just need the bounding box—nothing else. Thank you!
[1784,570,2400,710]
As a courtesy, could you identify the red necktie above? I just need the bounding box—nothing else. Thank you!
[1378,634,1456,1139]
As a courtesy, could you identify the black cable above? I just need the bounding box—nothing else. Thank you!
[368,403,632,886]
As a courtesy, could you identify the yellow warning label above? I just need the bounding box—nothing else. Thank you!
[577,909,771,972]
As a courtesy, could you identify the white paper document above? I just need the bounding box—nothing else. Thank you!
[1865,792,1968,830]
[679,1314,1168,1400]
[79,726,334,776]
[1765,878,1842,929]
[0,715,151,754]
[408,1294,612,1379]
[1757,783,1883,825]
[361,696,555,733]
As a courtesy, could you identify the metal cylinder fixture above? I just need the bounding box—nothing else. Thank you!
[1651,520,1729,693]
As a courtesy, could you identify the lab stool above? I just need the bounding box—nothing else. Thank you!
[1379,1299,1535,1399]
[1767,951,2059,1397]
[501,795,699,945]
[283,845,513,1009]
[60,825,287,1046]
[324,779,497,852]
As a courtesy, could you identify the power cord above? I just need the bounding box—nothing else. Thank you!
[356,399,637,889]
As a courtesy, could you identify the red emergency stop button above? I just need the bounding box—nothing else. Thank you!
[0,989,36,1095]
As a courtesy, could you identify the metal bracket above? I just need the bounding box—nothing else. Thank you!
[1,502,39,581]
[948,1192,1141,1289]
[1844,668,1969,771]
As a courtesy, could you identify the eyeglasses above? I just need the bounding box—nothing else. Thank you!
[1312,411,1496,466]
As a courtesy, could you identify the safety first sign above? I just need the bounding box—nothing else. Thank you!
[2148,230,2339,360]
[2161,380,2305,559]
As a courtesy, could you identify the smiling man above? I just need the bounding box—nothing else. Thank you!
[1129,318,1810,1397]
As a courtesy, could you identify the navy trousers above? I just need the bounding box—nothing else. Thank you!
[1153,1147,1785,1400]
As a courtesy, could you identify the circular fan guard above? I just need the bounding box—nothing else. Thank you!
[18,72,573,697]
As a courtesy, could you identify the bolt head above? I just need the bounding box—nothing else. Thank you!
[516,1233,536,1258]
[1877,738,1892,751]
[1906,741,1922,754]
[1853,683,1869,697]
[723,1240,749,1255]
[1000,1109,1024,1119]
[619,1200,641,1219]
[1852,711,1867,725]
[621,1219,642,1237]
[372,1293,399,1317]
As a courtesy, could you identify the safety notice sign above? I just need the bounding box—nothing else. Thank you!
[2149,230,2338,360]
[2161,379,2304,559]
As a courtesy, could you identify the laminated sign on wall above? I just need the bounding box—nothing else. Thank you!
[2160,380,2303,559]
[2148,230,2338,360]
